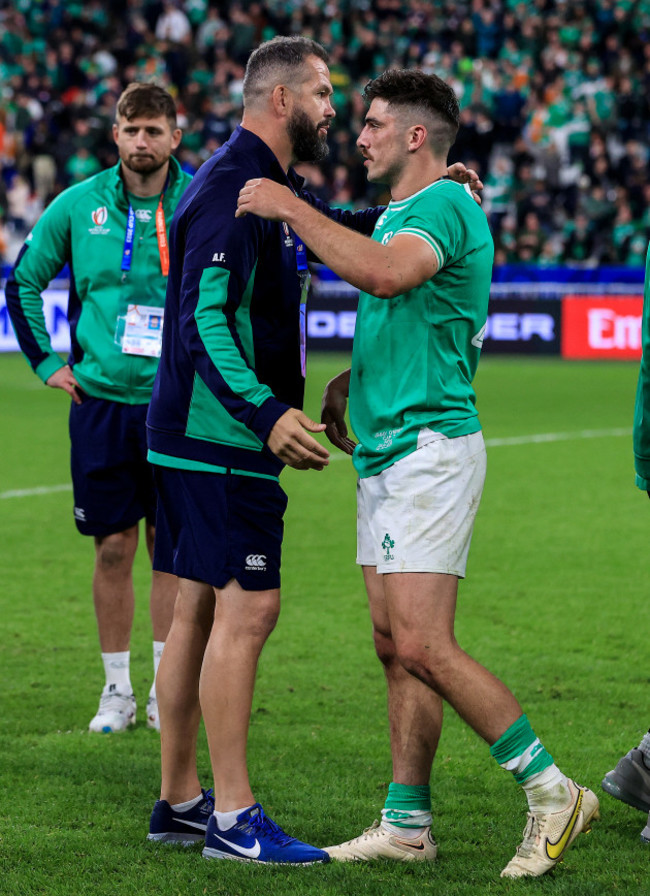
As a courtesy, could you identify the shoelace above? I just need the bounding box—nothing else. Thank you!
[237,805,296,847]
[358,821,382,841]
[98,693,133,712]
[515,813,542,856]
[201,788,215,811]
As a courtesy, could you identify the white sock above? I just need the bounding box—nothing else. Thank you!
[101,651,132,694]
[171,793,202,812]
[522,764,570,813]
[381,820,429,838]
[214,806,253,831]
[150,641,165,698]
[380,807,432,836]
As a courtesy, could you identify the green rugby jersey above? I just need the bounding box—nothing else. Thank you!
[350,179,494,478]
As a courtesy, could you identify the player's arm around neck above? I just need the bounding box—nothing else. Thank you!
[236,179,438,299]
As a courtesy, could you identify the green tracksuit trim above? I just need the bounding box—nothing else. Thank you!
[147,450,279,480]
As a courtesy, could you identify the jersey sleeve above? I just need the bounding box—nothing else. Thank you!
[5,193,72,383]
[393,186,468,271]
[175,180,289,443]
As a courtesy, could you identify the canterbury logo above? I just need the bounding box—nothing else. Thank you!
[545,788,583,861]
[245,554,267,569]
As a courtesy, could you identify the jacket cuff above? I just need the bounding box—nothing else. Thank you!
[249,396,291,444]
[35,354,65,384]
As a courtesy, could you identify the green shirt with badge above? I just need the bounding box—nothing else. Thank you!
[6,156,192,404]
[349,178,494,479]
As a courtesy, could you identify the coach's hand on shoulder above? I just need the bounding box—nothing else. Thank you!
[268,408,330,471]
[446,162,484,205]
[46,364,82,405]
[236,178,295,221]
[321,369,355,456]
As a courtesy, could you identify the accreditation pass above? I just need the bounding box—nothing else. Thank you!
[122,304,165,357]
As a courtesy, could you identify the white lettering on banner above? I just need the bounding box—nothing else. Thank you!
[587,308,642,350]
[486,313,555,342]
[307,310,356,339]
[0,288,71,352]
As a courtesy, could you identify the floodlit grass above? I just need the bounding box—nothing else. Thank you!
[1,351,649,895]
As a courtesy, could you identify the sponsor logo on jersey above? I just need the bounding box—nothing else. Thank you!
[245,554,267,571]
[89,206,110,235]
[135,208,152,222]
[92,207,108,226]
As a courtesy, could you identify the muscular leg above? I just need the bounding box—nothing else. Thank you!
[158,577,214,805]
[145,521,177,642]
[199,580,280,811]
[384,571,521,746]
[363,566,441,784]
[93,525,139,652]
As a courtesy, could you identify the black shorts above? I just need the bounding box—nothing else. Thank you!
[69,395,156,537]
[152,466,288,592]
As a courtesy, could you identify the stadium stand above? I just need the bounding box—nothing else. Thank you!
[0,0,649,266]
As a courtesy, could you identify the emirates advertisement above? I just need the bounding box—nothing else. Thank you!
[561,296,643,360]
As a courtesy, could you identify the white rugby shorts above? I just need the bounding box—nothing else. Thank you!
[356,429,486,577]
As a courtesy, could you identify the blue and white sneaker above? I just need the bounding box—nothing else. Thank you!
[202,803,329,864]
[147,789,215,845]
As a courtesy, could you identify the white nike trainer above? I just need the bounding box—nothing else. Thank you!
[324,819,438,862]
[501,780,599,878]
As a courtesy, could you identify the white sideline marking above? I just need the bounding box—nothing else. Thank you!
[0,483,72,499]
[0,427,632,496]
[484,426,631,447]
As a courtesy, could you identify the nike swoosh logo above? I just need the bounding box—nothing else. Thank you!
[393,838,425,851]
[172,818,207,831]
[545,789,583,861]
[212,833,261,859]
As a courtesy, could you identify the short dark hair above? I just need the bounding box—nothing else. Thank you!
[116,82,177,128]
[243,36,329,108]
[363,69,460,155]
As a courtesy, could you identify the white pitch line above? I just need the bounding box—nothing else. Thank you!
[0,483,72,500]
[0,427,633,495]
[484,426,631,447]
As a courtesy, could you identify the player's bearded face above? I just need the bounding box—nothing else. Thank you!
[288,106,330,163]
[122,152,167,175]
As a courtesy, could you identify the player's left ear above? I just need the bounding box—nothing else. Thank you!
[407,124,427,153]
[271,84,291,118]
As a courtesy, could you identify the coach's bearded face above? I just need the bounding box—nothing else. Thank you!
[288,106,330,163]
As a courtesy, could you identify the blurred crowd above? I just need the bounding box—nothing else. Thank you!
[1,0,650,268]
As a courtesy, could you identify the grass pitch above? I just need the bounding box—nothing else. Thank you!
[1,351,648,895]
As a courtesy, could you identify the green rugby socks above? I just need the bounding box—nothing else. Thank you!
[381,782,432,834]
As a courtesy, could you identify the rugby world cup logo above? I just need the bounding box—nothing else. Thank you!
[92,206,108,226]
